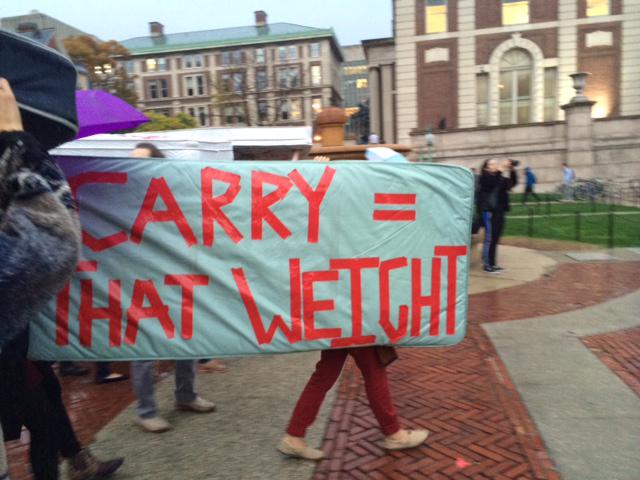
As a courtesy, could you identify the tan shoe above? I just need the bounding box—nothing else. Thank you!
[277,436,324,460]
[175,396,216,413]
[383,429,429,450]
[135,415,171,433]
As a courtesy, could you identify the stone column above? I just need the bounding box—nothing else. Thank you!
[369,66,382,139]
[380,64,395,143]
[561,99,595,177]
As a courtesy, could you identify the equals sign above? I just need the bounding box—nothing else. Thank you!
[373,193,417,221]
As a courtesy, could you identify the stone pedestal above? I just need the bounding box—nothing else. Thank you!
[561,99,596,176]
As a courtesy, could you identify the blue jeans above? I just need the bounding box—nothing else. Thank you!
[131,361,197,419]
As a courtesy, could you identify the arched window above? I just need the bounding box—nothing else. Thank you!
[499,48,532,125]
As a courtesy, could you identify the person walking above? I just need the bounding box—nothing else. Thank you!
[278,347,428,460]
[479,158,517,273]
[129,143,215,433]
[561,162,575,201]
[522,166,540,204]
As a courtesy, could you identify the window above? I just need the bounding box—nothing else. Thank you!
[221,73,231,92]
[123,61,134,74]
[232,72,244,92]
[278,46,287,61]
[277,67,300,88]
[476,73,489,126]
[278,99,302,121]
[256,69,268,91]
[185,75,205,96]
[278,99,289,120]
[544,67,558,121]
[312,97,323,117]
[309,43,321,58]
[586,0,609,16]
[148,79,169,99]
[425,0,447,34]
[356,78,368,89]
[184,54,204,69]
[499,49,532,125]
[223,105,245,125]
[310,65,322,86]
[258,100,269,123]
[255,48,265,63]
[290,99,302,120]
[197,106,209,126]
[502,0,529,25]
[221,50,243,66]
[146,58,157,72]
[288,46,298,60]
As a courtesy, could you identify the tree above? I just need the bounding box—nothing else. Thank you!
[135,112,197,132]
[64,35,138,106]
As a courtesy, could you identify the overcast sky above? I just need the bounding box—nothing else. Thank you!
[1,0,392,46]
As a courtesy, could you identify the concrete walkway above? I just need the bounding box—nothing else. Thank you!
[86,352,332,480]
[484,291,640,480]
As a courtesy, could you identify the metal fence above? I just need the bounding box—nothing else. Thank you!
[507,178,640,248]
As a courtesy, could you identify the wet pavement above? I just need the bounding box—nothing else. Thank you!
[6,244,640,479]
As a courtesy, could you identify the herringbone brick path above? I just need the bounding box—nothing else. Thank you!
[582,327,640,397]
[313,261,640,480]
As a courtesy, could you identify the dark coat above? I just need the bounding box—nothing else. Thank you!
[478,169,518,214]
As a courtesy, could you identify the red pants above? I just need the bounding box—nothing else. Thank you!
[286,347,400,437]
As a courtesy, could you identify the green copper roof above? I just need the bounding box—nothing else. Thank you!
[121,22,336,55]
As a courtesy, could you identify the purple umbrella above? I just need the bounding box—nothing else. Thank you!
[75,90,149,139]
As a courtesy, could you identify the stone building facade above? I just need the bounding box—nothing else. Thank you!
[119,12,343,128]
[393,0,640,143]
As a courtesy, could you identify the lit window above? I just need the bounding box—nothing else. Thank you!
[587,0,609,16]
[290,99,302,120]
[311,65,322,86]
[425,0,447,34]
[502,0,529,25]
[312,97,322,117]
[146,58,157,72]
[356,78,368,89]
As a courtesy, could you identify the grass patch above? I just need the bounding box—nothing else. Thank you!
[503,201,640,247]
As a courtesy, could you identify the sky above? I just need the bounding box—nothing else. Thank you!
[0,0,392,46]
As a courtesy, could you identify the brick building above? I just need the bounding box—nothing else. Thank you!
[392,0,640,143]
[119,11,343,128]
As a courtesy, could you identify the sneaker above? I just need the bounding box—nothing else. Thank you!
[67,449,124,480]
[277,436,324,460]
[175,396,216,413]
[492,266,506,272]
[482,266,498,274]
[383,429,429,450]
[134,416,171,433]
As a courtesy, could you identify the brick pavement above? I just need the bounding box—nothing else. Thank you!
[5,261,640,479]
[581,327,640,398]
[313,261,640,480]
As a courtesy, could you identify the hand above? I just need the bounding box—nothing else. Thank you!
[313,155,331,163]
[499,160,511,172]
[0,78,23,132]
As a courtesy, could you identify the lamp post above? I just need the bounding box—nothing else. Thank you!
[425,127,434,162]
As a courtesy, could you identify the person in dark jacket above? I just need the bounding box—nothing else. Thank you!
[522,166,540,204]
[0,78,123,480]
[478,158,518,273]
